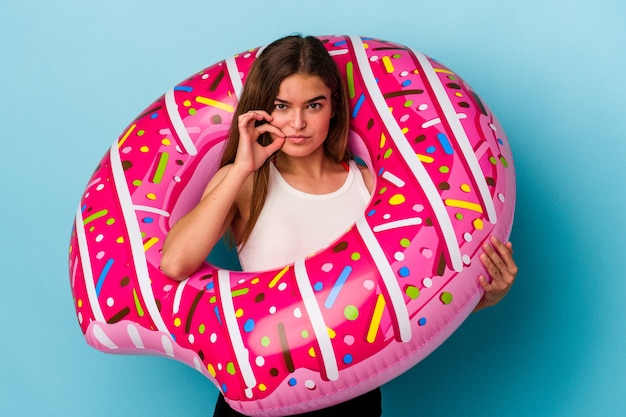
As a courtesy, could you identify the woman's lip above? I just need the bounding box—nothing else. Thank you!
[286,135,309,143]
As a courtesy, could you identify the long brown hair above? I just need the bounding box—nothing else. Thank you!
[221,35,351,245]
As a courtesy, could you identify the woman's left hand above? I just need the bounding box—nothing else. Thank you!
[474,236,518,311]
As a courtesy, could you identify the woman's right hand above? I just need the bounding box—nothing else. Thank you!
[234,110,286,173]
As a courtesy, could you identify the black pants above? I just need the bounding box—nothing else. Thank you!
[213,388,382,417]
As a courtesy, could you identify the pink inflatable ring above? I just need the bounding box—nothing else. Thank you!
[69,35,515,416]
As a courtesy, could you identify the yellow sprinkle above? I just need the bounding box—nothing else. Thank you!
[77,299,83,308]
[473,218,484,230]
[258,384,267,392]
[401,127,409,134]
[308,347,316,357]
[379,133,387,148]
[174,317,182,327]
[161,138,171,146]
[382,56,394,73]
[444,199,483,213]
[207,363,216,377]
[195,96,235,112]
[140,146,149,153]
[417,154,434,163]
[235,308,244,318]
[116,236,124,244]
[183,100,192,107]
[146,193,157,201]
[367,294,386,343]
[269,266,289,288]
[118,123,136,148]
[327,327,336,339]
[434,68,454,74]
[389,194,406,206]
[251,277,260,285]
[143,237,159,252]
[460,184,471,192]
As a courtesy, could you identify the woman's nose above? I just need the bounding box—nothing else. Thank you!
[290,110,306,130]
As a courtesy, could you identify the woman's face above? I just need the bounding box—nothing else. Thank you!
[269,74,333,159]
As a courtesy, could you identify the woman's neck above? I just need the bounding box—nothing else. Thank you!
[274,150,347,194]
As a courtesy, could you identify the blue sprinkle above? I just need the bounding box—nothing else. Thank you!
[150,112,158,119]
[497,138,504,145]
[418,317,427,326]
[214,306,222,325]
[401,80,412,87]
[352,94,365,118]
[95,258,114,297]
[437,133,454,155]
[288,378,297,386]
[378,167,385,176]
[333,40,347,46]
[426,145,436,154]
[205,281,214,291]
[221,383,228,393]
[81,204,87,213]
[399,267,410,277]
[244,319,255,333]
[313,282,324,292]
[367,209,376,217]
[142,217,154,224]
[343,354,354,364]
[324,266,352,309]
[174,85,193,92]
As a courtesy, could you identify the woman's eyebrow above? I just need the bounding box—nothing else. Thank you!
[274,95,328,105]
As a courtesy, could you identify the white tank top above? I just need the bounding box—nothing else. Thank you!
[237,160,371,271]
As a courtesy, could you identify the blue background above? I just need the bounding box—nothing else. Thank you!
[2,1,625,416]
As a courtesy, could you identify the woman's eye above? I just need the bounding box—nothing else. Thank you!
[308,103,321,110]
[274,103,287,111]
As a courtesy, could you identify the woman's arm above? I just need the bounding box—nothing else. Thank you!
[160,110,285,281]
[160,165,249,280]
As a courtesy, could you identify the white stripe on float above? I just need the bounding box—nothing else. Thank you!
[93,323,118,349]
[110,144,170,333]
[164,89,198,156]
[373,217,423,233]
[349,35,463,273]
[133,205,171,218]
[329,48,349,56]
[412,50,496,224]
[294,259,339,381]
[172,277,188,315]
[225,56,244,99]
[161,334,175,357]
[217,270,257,390]
[356,216,412,342]
[381,170,406,187]
[127,323,145,349]
[75,205,105,322]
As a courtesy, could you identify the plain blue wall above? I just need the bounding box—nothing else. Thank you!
[2,1,625,416]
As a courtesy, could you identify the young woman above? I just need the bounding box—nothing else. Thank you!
[161,35,518,417]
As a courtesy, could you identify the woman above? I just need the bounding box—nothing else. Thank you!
[161,35,517,416]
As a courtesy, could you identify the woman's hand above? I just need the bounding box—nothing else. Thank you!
[234,110,286,173]
[474,236,518,311]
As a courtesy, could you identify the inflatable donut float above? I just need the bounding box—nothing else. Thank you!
[68,35,515,416]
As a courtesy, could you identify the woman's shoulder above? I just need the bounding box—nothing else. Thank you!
[355,161,374,194]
